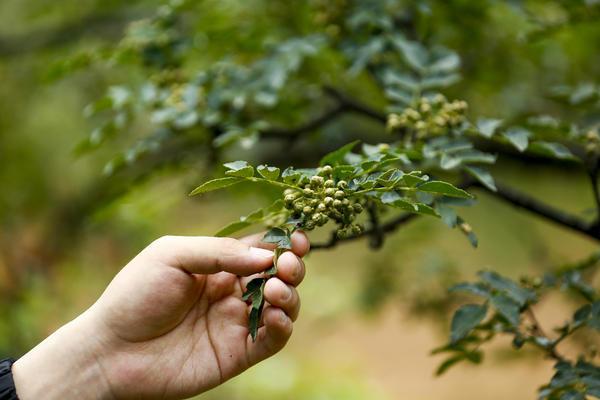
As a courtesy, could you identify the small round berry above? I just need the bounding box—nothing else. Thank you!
[324,197,334,206]
[333,199,342,208]
[337,180,348,189]
[353,203,363,213]
[325,188,335,196]
[321,165,333,175]
[303,188,314,196]
[303,206,313,214]
[334,190,345,199]
[324,179,335,188]
[304,221,316,230]
[317,203,327,212]
[284,188,295,196]
[310,175,324,186]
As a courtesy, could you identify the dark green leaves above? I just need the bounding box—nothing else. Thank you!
[503,127,531,152]
[242,278,267,342]
[189,177,242,196]
[539,361,600,400]
[262,227,292,250]
[418,181,473,198]
[476,118,503,138]
[478,271,536,306]
[450,304,488,343]
[464,166,497,192]
[529,142,577,161]
[490,294,521,326]
[320,140,360,166]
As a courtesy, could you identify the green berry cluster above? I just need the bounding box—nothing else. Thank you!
[283,165,364,237]
[387,95,468,138]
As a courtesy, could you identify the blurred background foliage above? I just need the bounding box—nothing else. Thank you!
[0,0,599,398]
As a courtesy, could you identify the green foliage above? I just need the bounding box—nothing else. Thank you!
[11,0,598,396]
[437,253,600,398]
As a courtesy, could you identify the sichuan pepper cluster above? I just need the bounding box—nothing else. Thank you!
[282,165,364,238]
[387,94,468,138]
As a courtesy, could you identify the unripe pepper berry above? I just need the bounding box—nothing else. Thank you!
[320,165,333,175]
[310,175,324,186]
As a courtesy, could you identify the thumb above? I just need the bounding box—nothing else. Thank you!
[143,235,274,275]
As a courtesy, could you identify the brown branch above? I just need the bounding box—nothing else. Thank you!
[313,177,600,251]
[323,86,387,123]
[260,102,347,140]
[524,307,567,362]
[473,181,600,240]
[312,212,417,250]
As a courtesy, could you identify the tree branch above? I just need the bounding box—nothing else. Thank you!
[474,181,599,240]
[313,177,600,251]
[260,102,347,140]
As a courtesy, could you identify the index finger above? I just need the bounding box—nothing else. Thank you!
[239,230,310,257]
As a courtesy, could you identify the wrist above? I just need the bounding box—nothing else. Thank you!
[12,312,113,400]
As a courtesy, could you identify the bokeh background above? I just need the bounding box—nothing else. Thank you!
[1,1,599,399]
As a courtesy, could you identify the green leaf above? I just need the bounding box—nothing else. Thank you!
[450,304,488,343]
[224,160,254,177]
[265,247,286,275]
[421,74,461,90]
[436,354,466,376]
[478,271,536,306]
[224,160,249,170]
[436,203,458,227]
[450,282,491,298]
[248,307,262,342]
[262,227,292,249]
[418,181,473,198]
[242,278,265,301]
[476,118,503,138]
[490,294,521,326]
[215,220,252,237]
[320,140,360,166]
[573,304,591,327]
[503,127,530,152]
[464,166,497,192]
[390,35,428,72]
[242,277,267,342]
[189,177,243,196]
[402,172,428,187]
[428,51,460,74]
[257,165,281,180]
[529,141,577,161]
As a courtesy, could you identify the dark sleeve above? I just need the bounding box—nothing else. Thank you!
[0,359,19,400]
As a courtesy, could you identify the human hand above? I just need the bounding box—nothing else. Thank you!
[13,232,309,400]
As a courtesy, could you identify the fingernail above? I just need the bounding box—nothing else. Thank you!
[250,247,274,259]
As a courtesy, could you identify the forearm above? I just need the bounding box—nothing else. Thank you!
[12,312,112,400]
